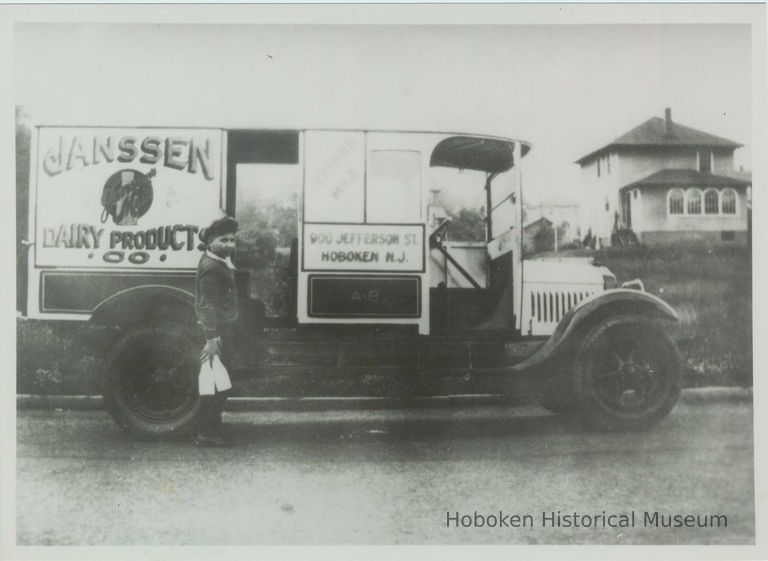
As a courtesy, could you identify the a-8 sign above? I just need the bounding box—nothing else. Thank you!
[33,127,225,269]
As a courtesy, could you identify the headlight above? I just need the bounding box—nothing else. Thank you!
[621,279,645,291]
[603,273,618,290]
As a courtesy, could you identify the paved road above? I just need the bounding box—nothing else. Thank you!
[16,400,754,545]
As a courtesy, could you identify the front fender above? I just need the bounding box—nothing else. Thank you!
[511,289,678,373]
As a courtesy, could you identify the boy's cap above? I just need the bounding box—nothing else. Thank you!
[199,215,238,245]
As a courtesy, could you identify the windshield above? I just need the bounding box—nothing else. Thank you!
[488,168,519,239]
[426,164,519,244]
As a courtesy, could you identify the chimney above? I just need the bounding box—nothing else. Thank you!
[664,107,673,136]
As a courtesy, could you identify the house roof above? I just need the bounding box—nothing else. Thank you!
[620,169,752,192]
[722,169,752,183]
[575,116,742,165]
[523,216,553,230]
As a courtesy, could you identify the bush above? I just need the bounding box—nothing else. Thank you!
[235,200,297,316]
[248,252,292,317]
[17,319,101,395]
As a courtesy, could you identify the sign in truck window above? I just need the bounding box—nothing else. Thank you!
[34,127,224,269]
[303,224,425,272]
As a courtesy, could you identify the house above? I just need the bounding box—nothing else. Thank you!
[575,108,751,246]
[523,216,554,255]
[524,198,581,244]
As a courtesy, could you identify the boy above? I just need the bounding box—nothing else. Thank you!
[195,212,239,447]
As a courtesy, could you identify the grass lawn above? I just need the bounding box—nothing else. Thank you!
[592,244,752,387]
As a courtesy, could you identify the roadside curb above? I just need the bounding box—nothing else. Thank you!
[16,386,752,412]
[678,386,752,404]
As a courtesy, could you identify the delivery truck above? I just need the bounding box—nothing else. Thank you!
[21,126,682,435]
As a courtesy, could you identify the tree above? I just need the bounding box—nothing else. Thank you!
[16,106,30,243]
[234,199,298,316]
[448,206,485,242]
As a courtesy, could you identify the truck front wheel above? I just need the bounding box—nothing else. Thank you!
[103,322,205,435]
[572,314,681,431]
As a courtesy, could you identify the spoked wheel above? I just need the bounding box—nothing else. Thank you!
[103,322,204,435]
[572,314,681,431]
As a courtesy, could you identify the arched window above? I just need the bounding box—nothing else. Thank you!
[668,188,684,215]
[721,189,737,215]
[704,189,719,215]
[686,188,702,215]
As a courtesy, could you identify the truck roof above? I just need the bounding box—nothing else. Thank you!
[34,125,532,174]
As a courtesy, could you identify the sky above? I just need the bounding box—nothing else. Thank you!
[15,23,753,204]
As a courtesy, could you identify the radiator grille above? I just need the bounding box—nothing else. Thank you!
[524,286,596,335]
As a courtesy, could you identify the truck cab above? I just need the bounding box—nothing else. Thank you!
[23,126,682,435]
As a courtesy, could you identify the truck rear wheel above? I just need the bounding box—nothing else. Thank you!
[572,314,681,431]
[103,322,205,435]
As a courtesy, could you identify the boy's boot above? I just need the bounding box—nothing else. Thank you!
[194,396,231,447]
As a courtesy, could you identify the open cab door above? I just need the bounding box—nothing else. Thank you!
[428,136,526,333]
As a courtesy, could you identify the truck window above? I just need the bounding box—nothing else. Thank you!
[367,150,421,223]
[236,163,300,316]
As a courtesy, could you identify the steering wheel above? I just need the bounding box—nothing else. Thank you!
[429,218,452,248]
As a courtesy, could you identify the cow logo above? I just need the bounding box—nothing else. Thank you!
[100,168,156,226]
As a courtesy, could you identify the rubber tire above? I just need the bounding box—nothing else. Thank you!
[571,314,682,431]
[103,322,207,436]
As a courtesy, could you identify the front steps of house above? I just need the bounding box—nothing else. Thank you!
[611,228,640,247]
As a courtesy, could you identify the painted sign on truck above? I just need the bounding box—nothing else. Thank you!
[34,127,225,269]
[303,223,425,272]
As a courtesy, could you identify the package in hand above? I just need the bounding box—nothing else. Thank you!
[199,354,232,395]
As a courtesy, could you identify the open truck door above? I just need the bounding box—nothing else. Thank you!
[428,136,525,332]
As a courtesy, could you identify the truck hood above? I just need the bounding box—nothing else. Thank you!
[523,257,610,285]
